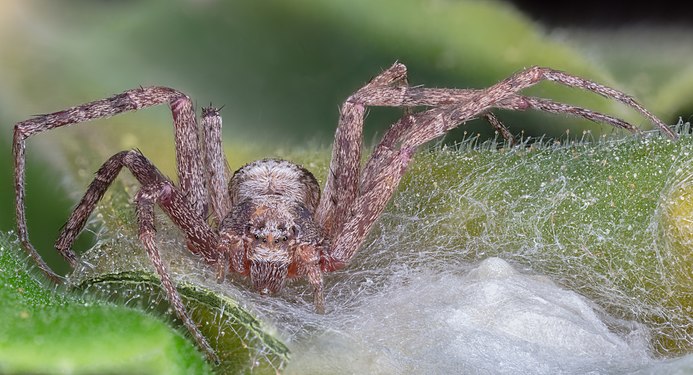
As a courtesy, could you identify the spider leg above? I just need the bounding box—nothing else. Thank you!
[481,95,642,146]
[483,112,514,145]
[201,107,231,224]
[56,150,219,266]
[322,64,676,268]
[491,66,677,140]
[497,95,641,134]
[13,87,209,280]
[316,63,675,242]
[57,150,221,360]
[322,115,417,270]
[316,63,486,239]
[135,181,219,363]
[396,68,677,150]
[316,63,409,238]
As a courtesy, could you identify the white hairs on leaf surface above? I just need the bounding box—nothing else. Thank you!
[72,127,693,372]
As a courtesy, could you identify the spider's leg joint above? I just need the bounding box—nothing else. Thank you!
[170,94,192,114]
[512,96,531,110]
[156,182,175,205]
[400,146,416,161]
[320,253,346,273]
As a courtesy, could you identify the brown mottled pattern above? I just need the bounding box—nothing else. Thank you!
[170,96,207,217]
[12,62,676,360]
[201,107,231,223]
[229,159,320,210]
[482,112,514,144]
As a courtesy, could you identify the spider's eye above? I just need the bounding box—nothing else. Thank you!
[254,234,259,240]
[281,236,288,242]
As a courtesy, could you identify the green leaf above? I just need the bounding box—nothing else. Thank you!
[72,268,290,374]
[0,233,211,375]
[389,130,693,355]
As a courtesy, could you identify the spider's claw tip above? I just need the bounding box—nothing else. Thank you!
[201,106,220,117]
[207,350,221,365]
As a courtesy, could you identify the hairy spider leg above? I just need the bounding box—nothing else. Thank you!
[56,149,219,361]
[321,63,676,269]
[12,87,216,282]
[495,96,641,134]
[314,63,408,241]
[482,112,514,144]
[201,107,232,224]
[56,150,219,263]
[13,88,232,361]
[136,180,219,363]
[394,65,677,154]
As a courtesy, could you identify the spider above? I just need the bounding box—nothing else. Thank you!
[12,62,676,361]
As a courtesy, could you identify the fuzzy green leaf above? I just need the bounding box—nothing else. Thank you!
[0,233,211,375]
[390,131,693,355]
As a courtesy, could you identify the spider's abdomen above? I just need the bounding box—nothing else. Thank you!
[229,159,320,212]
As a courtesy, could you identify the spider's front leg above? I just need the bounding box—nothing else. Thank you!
[13,87,210,279]
[13,88,234,361]
[55,149,221,361]
[319,62,676,270]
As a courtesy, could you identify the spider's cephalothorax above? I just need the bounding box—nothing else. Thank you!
[219,159,327,307]
[12,62,676,360]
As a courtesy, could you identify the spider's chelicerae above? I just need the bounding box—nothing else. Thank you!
[13,62,677,361]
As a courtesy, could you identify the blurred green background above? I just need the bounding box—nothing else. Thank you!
[1,0,693,274]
